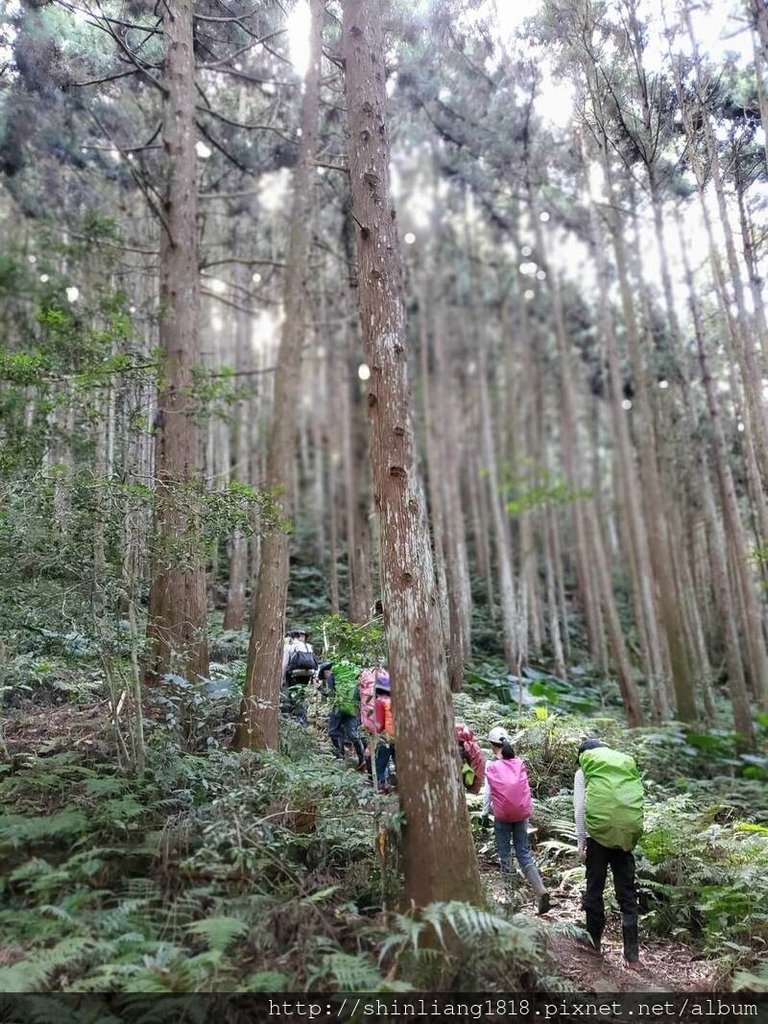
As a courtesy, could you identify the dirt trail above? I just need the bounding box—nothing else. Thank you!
[481,852,720,994]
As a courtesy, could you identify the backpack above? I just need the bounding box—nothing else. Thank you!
[287,646,317,673]
[332,662,360,717]
[358,668,379,732]
[455,724,485,794]
[580,747,644,852]
[486,757,534,823]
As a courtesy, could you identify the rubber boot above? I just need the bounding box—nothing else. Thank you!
[584,911,604,955]
[524,865,551,915]
[352,737,366,768]
[622,913,641,965]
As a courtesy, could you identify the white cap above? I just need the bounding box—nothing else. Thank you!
[488,726,509,745]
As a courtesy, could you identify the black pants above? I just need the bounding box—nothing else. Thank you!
[582,837,638,924]
[281,671,312,724]
[328,709,365,762]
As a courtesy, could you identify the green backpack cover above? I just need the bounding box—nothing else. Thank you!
[332,661,360,717]
[580,747,644,852]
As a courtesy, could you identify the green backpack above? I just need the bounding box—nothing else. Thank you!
[580,747,644,852]
[332,662,360,717]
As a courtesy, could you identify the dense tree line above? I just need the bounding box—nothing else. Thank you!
[1,0,767,906]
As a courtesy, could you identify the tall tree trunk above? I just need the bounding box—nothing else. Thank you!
[587,506,645,727]
[587,169,668,720]
[531,206,603,667]
[146,0,209,685]
[223,264,254,630]
[342,0,483,906]
[418,275,458,688]
[343,327,375,622]
[467,429,495,620]
[477,342,521,671]
[615,191,696,721]
[431,274,472,679]
[678,210,767,725]
[235,0,323,750]
[327,422,341,615]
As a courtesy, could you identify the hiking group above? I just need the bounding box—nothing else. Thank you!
[282,629,645,967]
[282,628,395,791]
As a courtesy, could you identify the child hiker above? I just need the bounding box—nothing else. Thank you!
[371,670,395,793]
[482,726,550,915]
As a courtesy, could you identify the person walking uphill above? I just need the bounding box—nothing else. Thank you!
[371,670,395,793]
[319,661,366,769]
[281,627,317,725]
[575,738,644,966]
[482,727,550,914]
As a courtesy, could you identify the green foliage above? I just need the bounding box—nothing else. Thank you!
[0,741,392,991]
[638,794,768,961]
[184,917,249,952]
[506,480,593,517]
[375,901,568,991]
[0,808,88,847]
[317,614,386,666]
[202,482,282,544]
[733,960,768,992]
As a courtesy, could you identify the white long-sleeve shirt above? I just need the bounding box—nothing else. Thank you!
[574,768,587,842]
[481,775,491,817]
[282,640,314,672]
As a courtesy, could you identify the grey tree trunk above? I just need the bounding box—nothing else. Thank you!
[235,0,323,749]
[146,0,209,685]
[342,0,483,906]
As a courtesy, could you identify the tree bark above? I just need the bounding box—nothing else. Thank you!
[146,0,209,685]
[342,0,483,906]
[678,211,767,723]
[223,270,253,630]
[235,0,323,750]
[531,206,603,668]
[432,294,473,664]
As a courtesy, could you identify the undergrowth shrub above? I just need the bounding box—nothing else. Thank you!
[637,795,768,964]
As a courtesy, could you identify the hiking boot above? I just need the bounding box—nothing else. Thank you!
[523,865,550,915]
[582,911,604,955]
[622,914,641,965]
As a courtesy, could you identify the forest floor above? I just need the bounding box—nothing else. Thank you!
[0,697,737,997]
[481,863,721,994]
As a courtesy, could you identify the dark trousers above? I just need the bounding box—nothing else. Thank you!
[328,709,365,763]
[582,837,638,925]
[281,671,312,724]
[375,740,396,789]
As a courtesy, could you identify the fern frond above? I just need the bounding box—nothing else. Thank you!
[0,809,87,846]
[316,951,409,992]
[184,916,249,952]
[0,937,98,992]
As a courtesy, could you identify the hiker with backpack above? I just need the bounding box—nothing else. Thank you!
[456,723,485,794]
[319,661,366,769]
[371,669,395,793]
[481,727,550,914]
[574,738,644,966]
[357,667,385,782]
[281,627,318,725]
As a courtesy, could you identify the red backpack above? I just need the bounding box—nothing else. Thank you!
[486,757,534,822]
[358,668,379,732]
[456,724,486,794]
